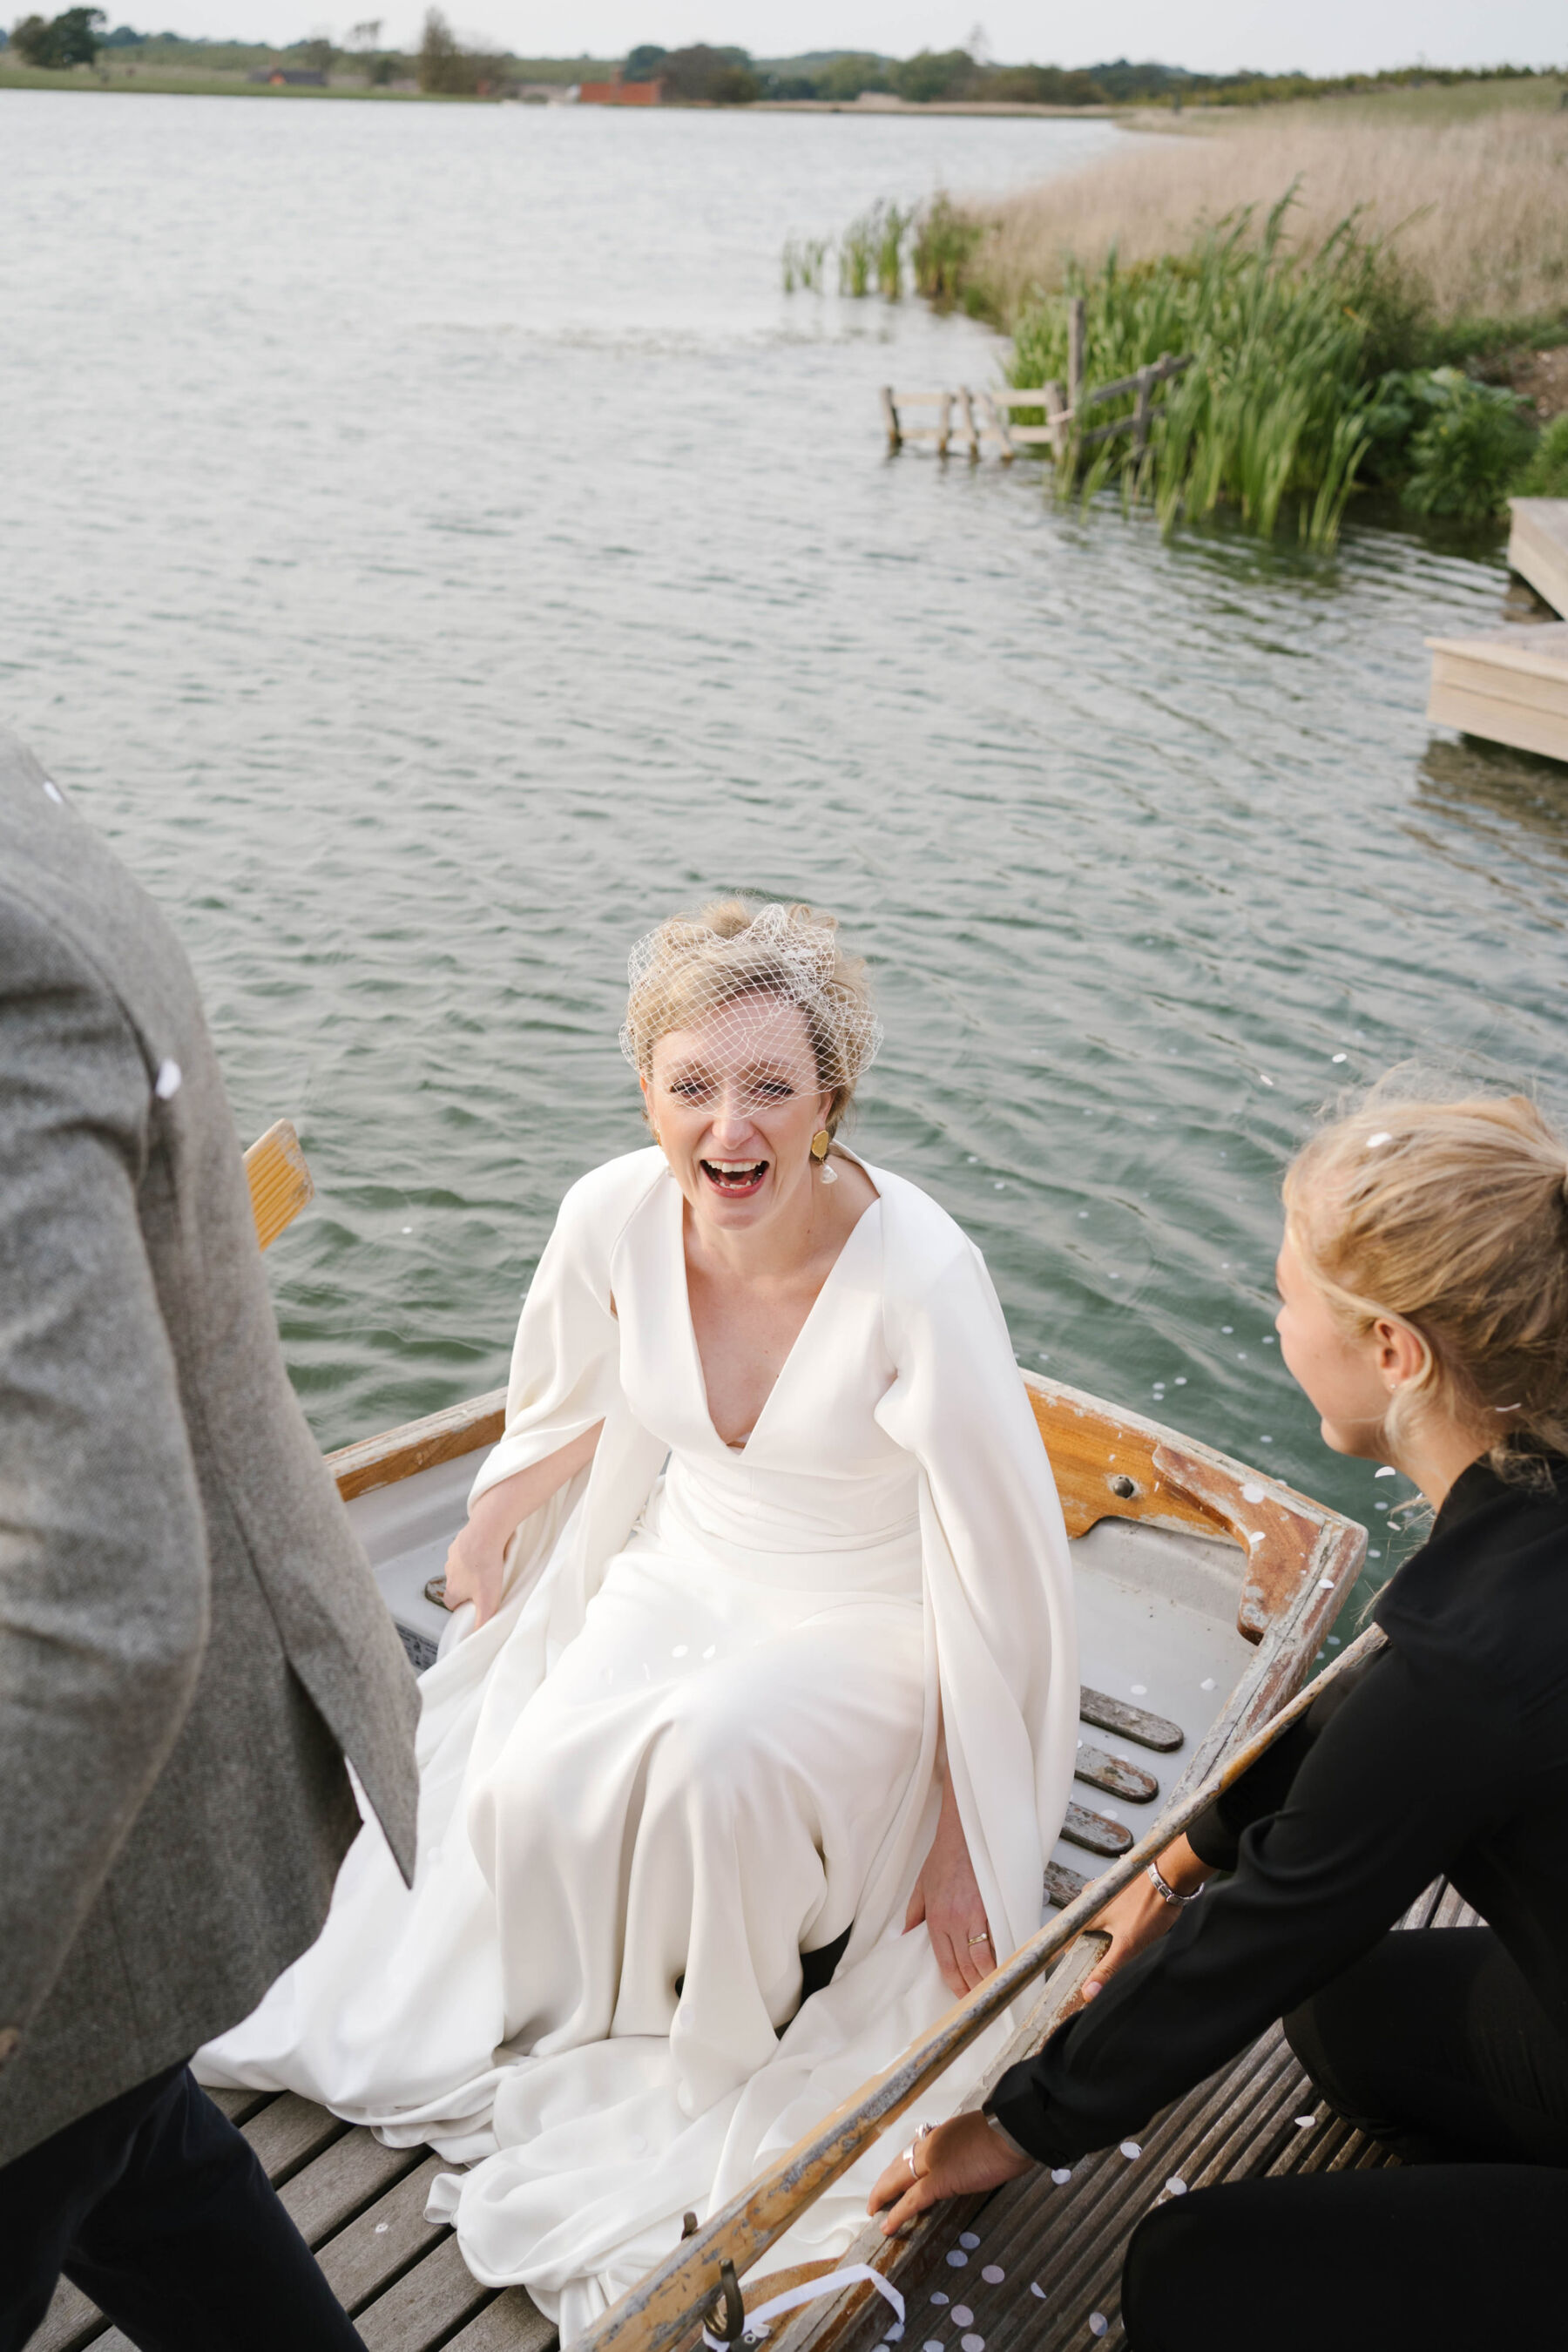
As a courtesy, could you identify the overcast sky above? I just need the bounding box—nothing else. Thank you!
[145,0,1565,73]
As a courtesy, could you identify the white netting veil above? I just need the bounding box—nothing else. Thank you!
[619,899,882,1129]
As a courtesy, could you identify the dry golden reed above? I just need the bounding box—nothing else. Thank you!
[970,103,1568,326]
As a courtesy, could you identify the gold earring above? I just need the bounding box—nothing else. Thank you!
[810,1129,830,1160]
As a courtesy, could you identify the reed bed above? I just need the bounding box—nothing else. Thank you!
[966,100,1568,329]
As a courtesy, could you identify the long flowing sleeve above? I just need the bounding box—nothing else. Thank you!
[874,1171,1078,1961]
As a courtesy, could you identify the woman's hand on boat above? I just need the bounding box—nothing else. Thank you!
[906,1782,996,1996]
[441,1520,510,1627]
[1080,1836,1213,2004]
[868,2112,1031,2236]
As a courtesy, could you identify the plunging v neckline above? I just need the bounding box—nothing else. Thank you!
[673,1174,882,1456]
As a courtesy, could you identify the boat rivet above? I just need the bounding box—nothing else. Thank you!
[1109,1474,1137,1499]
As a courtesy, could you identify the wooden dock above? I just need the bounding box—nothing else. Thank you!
[1426,621,1568,765]
[1508,497,1568,618]
[30,1881,1477,2352]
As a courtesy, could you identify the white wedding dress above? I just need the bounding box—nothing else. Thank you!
[200,1148,1078,2339]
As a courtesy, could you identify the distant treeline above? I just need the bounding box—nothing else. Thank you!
[3,17,1558,111]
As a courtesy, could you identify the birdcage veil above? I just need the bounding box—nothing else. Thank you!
[619,899,881,1127]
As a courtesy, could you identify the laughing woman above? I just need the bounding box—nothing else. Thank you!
[200,899,1078,2336]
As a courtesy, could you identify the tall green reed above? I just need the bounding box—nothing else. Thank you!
[1008,195,1409,545]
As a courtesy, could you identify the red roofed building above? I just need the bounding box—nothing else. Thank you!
[578,76,663,103]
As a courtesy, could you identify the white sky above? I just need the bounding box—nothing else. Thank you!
[141,0,1565,74]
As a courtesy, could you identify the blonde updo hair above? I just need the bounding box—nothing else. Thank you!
[619,898,881,1136]
[1282,1082,1568,1477]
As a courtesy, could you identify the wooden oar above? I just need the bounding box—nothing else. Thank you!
[244,1118,314,1251]
[578,1620,1389,2352]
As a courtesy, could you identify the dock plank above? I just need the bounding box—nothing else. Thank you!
[356,2234,493,2352]
[1427,622,1568,764]
[316,2153,452,2315]
[244,2090,352,2185]
[1508,497,1568,618]
[445,2289,558,2352]
[281,2127,428,2247]
[27,2279,105,2352]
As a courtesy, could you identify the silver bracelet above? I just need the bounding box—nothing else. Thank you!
[1146,1858,1203,1909]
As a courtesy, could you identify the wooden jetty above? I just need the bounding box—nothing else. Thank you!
[1426,620,1568,766]
[1508,497,1568,618]
[32,1133,1378,2352]
[1424,498,1568,767]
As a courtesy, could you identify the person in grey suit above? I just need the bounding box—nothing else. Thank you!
[0,727,421,2349]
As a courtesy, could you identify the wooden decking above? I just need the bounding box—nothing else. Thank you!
[30,1884,1477,2352]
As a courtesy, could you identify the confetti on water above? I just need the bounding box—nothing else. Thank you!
[1119,2140,1142,2159]
[1051,2167,1071,2185]
[1165,2176,1186,2196]
[43,778,64,804]
[1260,1074,1274,1087]
[1030,2284,1047,2301]
[981,2268,1005,2286]
[1090,2316,1109,2339]
[946,2252,968,2268]
[958,2234,980,2251]
[1332,1051,1347,1063]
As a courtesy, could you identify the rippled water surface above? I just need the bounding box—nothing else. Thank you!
[6,91,1565,1598]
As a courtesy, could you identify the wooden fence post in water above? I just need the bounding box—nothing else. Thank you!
[1132,364,1154,456]
[956,386,978,458]
[880,387,901,451]
[1067,296,1085,414]
[1043,380,1068,461]
[936,392,953,456]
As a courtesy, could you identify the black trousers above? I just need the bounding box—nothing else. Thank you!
[0,2063,366,2352]
[1121,1929,1568,2351]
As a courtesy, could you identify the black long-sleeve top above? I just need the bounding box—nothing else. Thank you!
[987,1452,1568,2167]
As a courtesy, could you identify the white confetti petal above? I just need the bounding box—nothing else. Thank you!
[375,2220,389,2233]
[1241,1482,1264,1502]
[154,1059,182,1099]
[43,778,64,804]
[1375,1465,1396,1479]
[1030,2284,1047,2301]
[924,2341,944,2351]
[1260,1074,1274,1086]
[1165,2175,1186,2196]
[702,1644,717,1659]
[958,2234,980,2250]
[1090,2316,1109,2339]
[885,2330,904,2343]
[981,2268,1004,2286]
[960,2336,983,2352]
[1318,1577,1335,1590]
[951,2308,972,2327]
[946,2252,968,2268]
[1051,2166,1071,2185]
[672,1646,688,1658]
[1119,2139,1142,2159]
[1130,1684,1146,1696]
[1247,1531,1264,1548]
[1200,1677,1216,1691]
[930,2295,950,2308]
[1332,1052,1347,1063]
[1294,2113,1316,2127]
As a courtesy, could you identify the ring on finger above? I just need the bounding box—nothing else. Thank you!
[900,2121,936,2178]
[967,1932,991,1946]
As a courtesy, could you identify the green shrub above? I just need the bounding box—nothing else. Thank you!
[912,193,983,304]
[1516,412,1568,497]
[1382,368,1537,517]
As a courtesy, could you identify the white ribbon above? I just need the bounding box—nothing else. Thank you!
[702,2264,906,2349]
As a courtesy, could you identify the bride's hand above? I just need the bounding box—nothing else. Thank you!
[906,1783,995,1997]
[440,1520,509,1629]
[1079,1836,1213,2003]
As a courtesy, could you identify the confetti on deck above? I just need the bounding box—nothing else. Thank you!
[1295,2113,1316,2127]
[1165,2175,1187,2195]
[958,2233,980,2249]
[1089,2315,1109,2339]
[961,2336,983,2352]
[930,2293,950,2307]
[1030,2284,1047,2301]
[981,2267,1004,2286]
[951,2308,972,2328]
[1051,2166,1071,2185]
[1119,2139,1142,2159]
[946,2252,968,2268]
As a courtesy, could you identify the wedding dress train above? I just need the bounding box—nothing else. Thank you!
[200,1149,1077,2339]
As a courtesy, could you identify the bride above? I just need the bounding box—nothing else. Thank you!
[200,900,1078,2336]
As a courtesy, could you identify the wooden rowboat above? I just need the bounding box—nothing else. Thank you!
[37,1131,1378,2352]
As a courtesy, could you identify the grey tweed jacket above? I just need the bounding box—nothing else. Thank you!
[0,729,420,2166]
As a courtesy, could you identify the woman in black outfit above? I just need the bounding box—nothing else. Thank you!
[869,1086,1568,2348]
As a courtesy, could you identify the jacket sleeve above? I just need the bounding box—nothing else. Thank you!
[0,924,209,2045]
[986,1640,1511,2166]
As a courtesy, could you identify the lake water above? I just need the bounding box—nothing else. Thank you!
[4,91,1564,1600]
